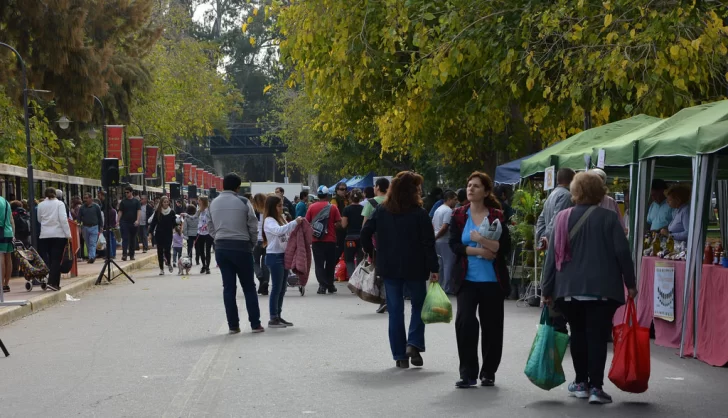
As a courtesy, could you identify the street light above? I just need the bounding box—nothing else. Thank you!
[57,115,71,130]
[0,42,31,307]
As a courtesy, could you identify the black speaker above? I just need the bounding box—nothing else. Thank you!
[209,187,217,199]
[188,185,197,199]
[101,158,120,188]
[170,183,181,200]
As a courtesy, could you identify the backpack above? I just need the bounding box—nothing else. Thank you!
[311,204,332,239]
[13,211,31,238]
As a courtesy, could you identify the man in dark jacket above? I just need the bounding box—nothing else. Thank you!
[78,193,103,263]
[275,187,295,218]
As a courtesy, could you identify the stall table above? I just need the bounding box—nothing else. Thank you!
[632,256,728,367]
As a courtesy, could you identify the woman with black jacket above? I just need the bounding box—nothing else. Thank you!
[449,171,511,388]
[149,196,179,276]
[361,171,439,369]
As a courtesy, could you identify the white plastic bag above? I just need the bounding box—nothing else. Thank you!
[475,217,502,258]
[347,260,385,304]
[97,232,107,251]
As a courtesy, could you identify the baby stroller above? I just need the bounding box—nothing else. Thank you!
[286,271,306,296]
[14,239,49,291]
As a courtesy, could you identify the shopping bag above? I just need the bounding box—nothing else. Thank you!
[347,259,384,304]
[524,307,569,390]
[335,256,347,282]
[97,232,107,251]
[609,297,650,393]
[60,239,74,274]
[421,282,452,324]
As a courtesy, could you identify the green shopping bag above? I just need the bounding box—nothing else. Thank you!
[524,307,569,390]
[421,282,452,324]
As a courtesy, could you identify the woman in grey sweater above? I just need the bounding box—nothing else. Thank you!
[542,172,638,405]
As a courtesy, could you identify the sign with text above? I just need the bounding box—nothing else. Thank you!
[654,263,675,322]
[183,163,192,185]
[106,125,124,164]
[128,137,144,174]
[164,155,176,183]
[197,168,205,189]
[544,166,556,191]
[145,146,158,179]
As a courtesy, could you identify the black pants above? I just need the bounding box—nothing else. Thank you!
[120,222,137,258]
[557,299,618,389]
[312,241,337,289]
[39,237,67,288]
[195,235,213,269]
[455,281,504,381]
[344,238,363,278]
[335,229,346,261]
[156,236,172,270]
[187,236,196,260]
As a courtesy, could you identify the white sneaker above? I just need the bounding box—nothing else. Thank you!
[159,269,164,276]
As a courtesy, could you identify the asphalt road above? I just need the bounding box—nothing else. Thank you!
[0,263,726,418]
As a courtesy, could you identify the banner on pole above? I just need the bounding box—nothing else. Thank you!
[197,168,205,189]
[217,176,222,190]
[654,263,675,322]
[129,137,144,175]
[145,146,159,179]
[183,163,192,185]
[164,155,176,183]
[106,125,124,164]
[206,172,213,190]
[190,165,197,185]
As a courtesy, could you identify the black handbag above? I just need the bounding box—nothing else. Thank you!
[60,239,73,274]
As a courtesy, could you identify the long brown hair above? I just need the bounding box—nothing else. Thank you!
[467,171,501,209]
[262,195,285,247]
[156,196,170,215]
[383,171,424,214]
[198,196,209,212]
[253,193,267,213]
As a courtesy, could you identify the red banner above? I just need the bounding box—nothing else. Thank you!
[164,155,176,183]
[128,137,144,175]
[206,172,213,189]
[197,168,205,189]
[190,165,197,185]
[106,125,124,163]
[183,163,192,185]
[145,146,158,179]
[217,177,223,190]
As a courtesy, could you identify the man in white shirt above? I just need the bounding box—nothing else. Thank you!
[432,190,458,294]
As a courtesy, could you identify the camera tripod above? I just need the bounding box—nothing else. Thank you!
[95,185,134,286]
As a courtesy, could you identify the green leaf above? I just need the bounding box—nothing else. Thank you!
[423,13,435,21]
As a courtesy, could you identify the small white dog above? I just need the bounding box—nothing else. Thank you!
[178,256,192,276]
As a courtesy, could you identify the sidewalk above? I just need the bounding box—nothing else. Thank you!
[0,253,157,326]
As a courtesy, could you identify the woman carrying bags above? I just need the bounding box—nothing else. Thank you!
[449,172,511,388]
[149,196,179,276]
[542,172,637,405]
[361,171,439,369]
[262,195,303,328]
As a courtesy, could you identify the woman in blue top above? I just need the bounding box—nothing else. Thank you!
[661,183,691,241]
[449,172,511,388]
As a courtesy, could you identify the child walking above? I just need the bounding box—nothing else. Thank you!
[172,225,184,265]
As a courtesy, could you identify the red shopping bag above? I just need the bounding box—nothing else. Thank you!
[335,256,347,282]
[608,297,650,393]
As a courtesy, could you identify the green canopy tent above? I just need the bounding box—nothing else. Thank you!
[519,114,662,178]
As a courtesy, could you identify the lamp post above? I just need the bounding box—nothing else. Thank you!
[0,42,30,307]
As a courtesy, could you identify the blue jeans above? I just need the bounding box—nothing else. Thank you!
[383,278,427,360]
[108,231,117,258]
[265,253,286,318]
[216,248,261,330]
[173,247,182,264]
[82,225,99,260]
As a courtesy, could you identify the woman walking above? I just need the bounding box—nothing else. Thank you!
[195,196,214,274]
[149,196,179,275]
[361,171,439,369]
[341,188,365,278]
[263,195,302,328]
[183,204,199,264]
[542,172,637,404]
[252,193,270,295]
[449,172,511,388]
[37,188,71,291]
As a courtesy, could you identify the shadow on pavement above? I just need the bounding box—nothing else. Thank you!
[336,369,446,388]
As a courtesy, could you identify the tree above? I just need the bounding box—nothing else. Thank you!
[273,0,728,178]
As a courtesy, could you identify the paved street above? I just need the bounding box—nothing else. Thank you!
[1,263,727,418]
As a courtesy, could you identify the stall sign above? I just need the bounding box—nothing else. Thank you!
[544,166,555,191]
[654,263,675,322]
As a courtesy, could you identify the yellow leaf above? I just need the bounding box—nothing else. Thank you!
[242,23,248,33]
[253,7,259,16]
[247,16,254,23]
[263,84,273,94]
[674,78,687,90]
[691,39,701,51]
[249,36,256,46]
[725,72,728,82]
[630,29,636,38]
[543,86,551,99]
[604,14,613,27]
[526,77,535,91]
[669,45,680,59]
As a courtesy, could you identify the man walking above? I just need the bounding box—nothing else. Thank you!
[117,186,141,261]
[306,186,342,295]
[208,173,263,334]
[78,193,102,264]
[138,195,154,253]
[536,168,575,334]
[432,190,458,294]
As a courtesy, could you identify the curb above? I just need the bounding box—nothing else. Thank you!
[0,255,157,327]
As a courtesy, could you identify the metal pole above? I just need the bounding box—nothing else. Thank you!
[0,42,29,306]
